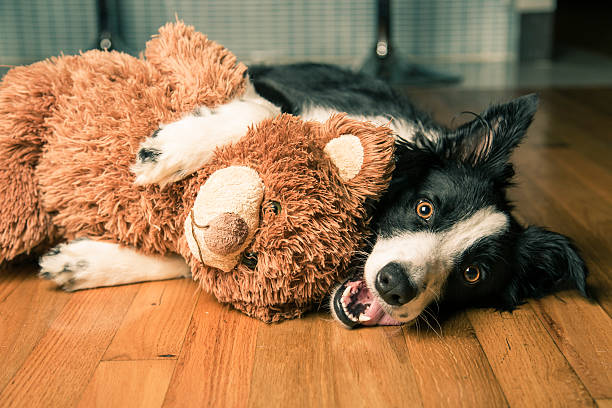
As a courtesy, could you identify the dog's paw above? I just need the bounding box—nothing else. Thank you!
[132,115,219,187]
[39,239,110,291]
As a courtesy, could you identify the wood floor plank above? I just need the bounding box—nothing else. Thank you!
[530,295,612,399]
[0,285,139,407]
[467,307,594,408]
[542,89,612,145]
[77,360,176,408]
[161,292,258,408]
[103,278,199,361]
[247,314,334,408]
[327,323,423,407]
[0,271,70,392]
[557,88,612,117]
[0,267,27,300]
[597,399,612,408]
[540,149,612,204]
[402,312,508,408]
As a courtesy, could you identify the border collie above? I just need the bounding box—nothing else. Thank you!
[59,63,590,328]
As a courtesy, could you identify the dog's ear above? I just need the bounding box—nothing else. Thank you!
[501,225,588,309]
[450,94,538,172]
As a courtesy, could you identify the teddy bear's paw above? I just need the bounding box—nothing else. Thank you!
[132,117,218,187]
[132,94,281,188]
[39,239,192,291]
[38,241,99,291]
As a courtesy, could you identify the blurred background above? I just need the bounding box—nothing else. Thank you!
[1,0,611,88]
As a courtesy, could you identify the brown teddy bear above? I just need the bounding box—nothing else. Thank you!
[0,21,394,322]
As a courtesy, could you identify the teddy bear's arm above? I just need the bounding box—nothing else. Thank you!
[39,239,191,291]
[132,82,280,187]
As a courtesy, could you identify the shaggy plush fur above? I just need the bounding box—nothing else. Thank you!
[0,22,394,322]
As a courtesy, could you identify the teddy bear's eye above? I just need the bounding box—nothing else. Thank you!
[264,200,282,215]
[242,251,258,269]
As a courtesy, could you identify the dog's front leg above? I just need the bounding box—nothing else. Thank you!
[132,81,280,187]
[39,239,191,291]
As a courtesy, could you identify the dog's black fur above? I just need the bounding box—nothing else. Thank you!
[250,63,588,326]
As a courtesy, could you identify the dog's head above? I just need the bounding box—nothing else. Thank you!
[332,94,588,328]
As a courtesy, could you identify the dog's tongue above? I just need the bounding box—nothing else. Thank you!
[333,277,402,328]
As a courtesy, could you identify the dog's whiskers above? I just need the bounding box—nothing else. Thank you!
[426,286,441,313]
[423,307,443,337]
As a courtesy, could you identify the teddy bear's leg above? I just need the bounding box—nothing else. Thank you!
[38,239,191,291]
[132,81,280,187]
[0,141,54,263]
[0,63,65,264]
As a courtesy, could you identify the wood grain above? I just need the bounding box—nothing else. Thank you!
[467,307,594,407]
[77,360,176,408]
[0,271,70,392]
[402,312,508,408]
[327,322,423,407]
[556,89,612,116]
[0,285,138,407]
[531,295,612,399]
[247,314,335,407]
[597,399,612,408]
[161,292,259,408]
[103,278,199,361]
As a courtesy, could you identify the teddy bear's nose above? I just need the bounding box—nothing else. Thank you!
[202,212,249,255]
[185,165,264,272]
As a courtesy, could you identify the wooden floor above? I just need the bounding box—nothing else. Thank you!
[1,88,611,408]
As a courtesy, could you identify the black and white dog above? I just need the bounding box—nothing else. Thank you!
[46,63,588,327]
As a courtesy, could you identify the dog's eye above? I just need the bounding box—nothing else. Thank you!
[263,200,282,215]
[463,265,481,284]
[241,251,258,269]
[416,199,434,220]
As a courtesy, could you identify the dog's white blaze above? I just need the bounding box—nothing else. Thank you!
[365,232,438,287]
[440,206,509,260]
[365,206,509,322]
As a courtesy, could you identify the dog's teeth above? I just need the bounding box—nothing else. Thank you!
[343,286,351,298]
[348,313,358,322]
[359,314,371,322]
[341,293,350,308]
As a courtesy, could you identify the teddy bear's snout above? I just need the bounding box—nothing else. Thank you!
[200,212,249,255]
[184,166,264,272]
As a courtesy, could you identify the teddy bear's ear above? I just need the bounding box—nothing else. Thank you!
[315,114,395,202]
[143,20,248,110]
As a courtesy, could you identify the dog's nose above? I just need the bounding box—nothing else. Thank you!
[375,262,417,306]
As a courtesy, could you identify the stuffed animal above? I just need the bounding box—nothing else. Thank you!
[0,21,394,322]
